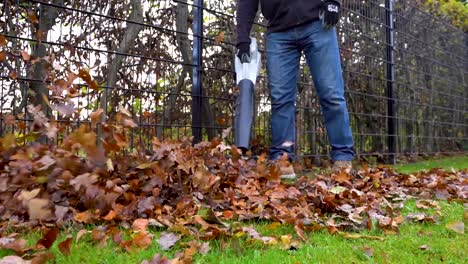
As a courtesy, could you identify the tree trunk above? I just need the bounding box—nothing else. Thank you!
[98,0,143,137]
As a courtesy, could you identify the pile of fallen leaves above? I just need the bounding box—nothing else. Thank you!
[0,108,466,263]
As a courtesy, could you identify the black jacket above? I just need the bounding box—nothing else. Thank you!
[236,0,341,46]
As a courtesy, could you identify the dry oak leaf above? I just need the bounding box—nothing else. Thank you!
[446,221,464,234]
[0,256,30,264]
[36,228,59,250]
[58,237,73,256]
[132,218,149,233]
[157,232,180,251]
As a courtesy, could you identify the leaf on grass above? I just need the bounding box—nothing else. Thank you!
[36,228,59,249]
[406,213,437,223]
[416,200,440,210]
[30,252,54,264]
[132,218,149,232]
[140,254,171,264]
[91,228,107,247]
[58,237,72,256]
[0,237,27,254]
[419,245,430,251]
[341,232,384,241]
[266,222,281,231]
[294,225,307,242]
[362,245,374,257]
[131,232,152,250]
[445,221,464,234]
[0,255,30,264]
[199,242,211,255]
[157,232,180,250]
[75,230,89,243]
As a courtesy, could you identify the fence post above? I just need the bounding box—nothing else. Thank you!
[385,0,396,164]
[192,0,204,144]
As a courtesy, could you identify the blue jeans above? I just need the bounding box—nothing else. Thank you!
[267,21,354,161]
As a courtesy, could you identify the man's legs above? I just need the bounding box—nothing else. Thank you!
[266,31,302,161]
[300,21,355,162]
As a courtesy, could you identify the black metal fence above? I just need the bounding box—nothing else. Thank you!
[0,0,466,165]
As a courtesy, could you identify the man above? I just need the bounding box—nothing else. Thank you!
[236,0,355,179]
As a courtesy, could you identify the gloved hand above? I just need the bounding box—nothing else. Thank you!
[319,0,341,30]
[237,43,251,63]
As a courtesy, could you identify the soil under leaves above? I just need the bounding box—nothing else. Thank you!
[0,109,466,263]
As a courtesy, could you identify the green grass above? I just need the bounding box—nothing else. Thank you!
[1,156,467,264]
[395,155,467,173]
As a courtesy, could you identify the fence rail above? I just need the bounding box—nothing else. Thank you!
[0,0,466,165]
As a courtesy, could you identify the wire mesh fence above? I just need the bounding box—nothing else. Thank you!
[0,0,466,165]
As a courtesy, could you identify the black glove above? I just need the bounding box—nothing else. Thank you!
[320,0,341,30]
[237,43,251,63]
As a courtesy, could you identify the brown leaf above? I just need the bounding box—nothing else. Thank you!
[123,118,137,128]
[36,29,44,42]
[30,252,54,264]
[9,70,17,79]
[103,210,117,221]
[58,237,73,256]
[27,198,52,221]
[77,69,99,91]
[216,31,225,44]
[132,218,149,232]
[133,232,152,250]
[406,213,437,223]
[90,109,104,128]
[0,237,27,254]
[445,221,464,234]
[0,51,6,62]
[341,232,384,241]
[91,228,107,245]
[222,210,234,220]
[74,211,93,224]
[157,232,180,250]
[70,173,98,192]
[75,230,88,243]
[294,225,307,242]
[140,254,171,264]
[36,228,59,249]
[333,171,352,183]
[28,11,39,24]
[0,35,7,46]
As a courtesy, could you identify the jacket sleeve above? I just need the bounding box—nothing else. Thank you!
[236,0,259,47]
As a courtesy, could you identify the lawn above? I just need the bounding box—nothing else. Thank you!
[1,155,467,264]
